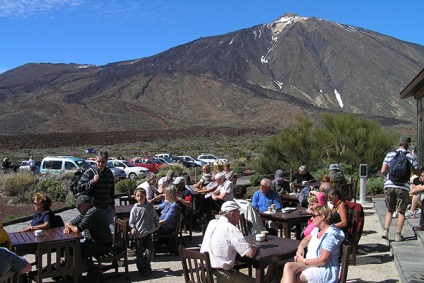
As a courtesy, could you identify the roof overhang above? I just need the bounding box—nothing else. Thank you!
[400,69,424,100]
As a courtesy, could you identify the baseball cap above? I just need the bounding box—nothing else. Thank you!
[275,169,284,180]
[220,201,241,214]
[172,176,184,185]
[399,135,411,144]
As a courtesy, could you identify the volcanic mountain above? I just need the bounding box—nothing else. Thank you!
[1,13,423,137]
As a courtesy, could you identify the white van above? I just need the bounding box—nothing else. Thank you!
[40,156,89,174]
[154,153,173,159]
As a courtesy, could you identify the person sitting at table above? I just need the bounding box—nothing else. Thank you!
[129,187,159,277]
[234,185,266,235]
[0,247,32,275]
[281,205,345,283]
[272,169,290,195]
[158,170,175,195]
[252,178,282,235]
[302,195,327,238]
[64,195,113,263]
[252,178,282,212]
[20,193,59,232]
[196,171,219,222]
[200,201,261,283]
[328,189,349,235]
[174,176,193,230]
[155,186,179,235]
[207,171,235,214]
[223,162,236,183]
[137,172,163,204]
[328,164,347,185]
[192,164,212,189]
[290,165,315,192]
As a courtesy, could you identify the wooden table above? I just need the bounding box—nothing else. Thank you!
[9,227,83,282]
[259,209,311,239]
[114,204,133,219]
[240,235,300,283]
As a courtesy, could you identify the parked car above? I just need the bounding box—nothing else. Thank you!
[178,155,207,167]
[168,156,201,168]
[107,160,149,179]
[154,153,173,159]
[197,153,228,165]
[18,160,41,173]
[85,159,126,181]
[153,157,171,167]
[40,156,90,174]
[129,157,159,173]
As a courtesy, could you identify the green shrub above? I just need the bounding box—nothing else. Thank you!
[366,177,385,195]
[0,173,37,200]
[33,178,68,202]
[250,173,262,186]
[231,161,245,174]
[157,164,188,178]
[115,179,137,195]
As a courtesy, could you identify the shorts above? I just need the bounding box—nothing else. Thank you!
[385,187,410,214]
[302,266,323,283]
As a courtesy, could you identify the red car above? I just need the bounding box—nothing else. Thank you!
[129,157,160,173]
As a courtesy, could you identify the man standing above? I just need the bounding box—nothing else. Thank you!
[381,136,420,242]
[200,201,259,283]
[77,150,115,233]
[28,156,36,173]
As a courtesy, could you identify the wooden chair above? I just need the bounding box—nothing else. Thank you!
[236,213,249,237]
[185,195,201,241]
[344,201,364,266]
[339,243,352,283]
[0,271,18,283]
[94,218,129,282]
[119,195,135,206]
[350,179,358,202]
[179,245,213,283]
[154,206,183,256]
[28,238,79,283]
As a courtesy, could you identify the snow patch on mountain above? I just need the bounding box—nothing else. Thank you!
[267,13,308,37]
[334,89,344,108]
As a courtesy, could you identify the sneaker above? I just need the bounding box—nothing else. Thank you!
[405,211,416,218]
[395,234,404,242]
[393,212,398,218]
[382,229,389,240]
[416,209,422,215]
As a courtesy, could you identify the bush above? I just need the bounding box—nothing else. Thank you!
[231,161,245,174]
[115,179,137,195]
[33,178,68,202]
[250,173,262,186]
[366,177,385,195]
[157,164,188,179]
[0,173,37,201]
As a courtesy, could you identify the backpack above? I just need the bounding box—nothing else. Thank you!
[70,167,97,196]
[298,186,311,208]
[388,151,410,185]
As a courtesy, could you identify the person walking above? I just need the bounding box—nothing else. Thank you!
[380,135,420,242]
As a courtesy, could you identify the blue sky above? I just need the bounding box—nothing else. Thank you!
[1,0,423,74]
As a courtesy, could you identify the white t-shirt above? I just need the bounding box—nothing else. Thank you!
[137,181,159,200]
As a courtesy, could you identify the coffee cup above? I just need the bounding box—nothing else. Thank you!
[34,230,42,237]
[268,206,273,212]
[255,234,264,242]
[302,181,308,185]
[261,230,269,240]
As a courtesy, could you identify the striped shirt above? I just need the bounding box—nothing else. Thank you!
[77,167,115,209]
[71,206,112,246]
[383,149,419,191]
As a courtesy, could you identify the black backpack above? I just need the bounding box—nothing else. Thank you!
[70,167,97,196]
[388,151,410,185]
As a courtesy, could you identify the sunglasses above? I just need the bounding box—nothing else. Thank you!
[312,214,321,218]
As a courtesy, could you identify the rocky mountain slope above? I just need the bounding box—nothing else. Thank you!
[0,13,423,137]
